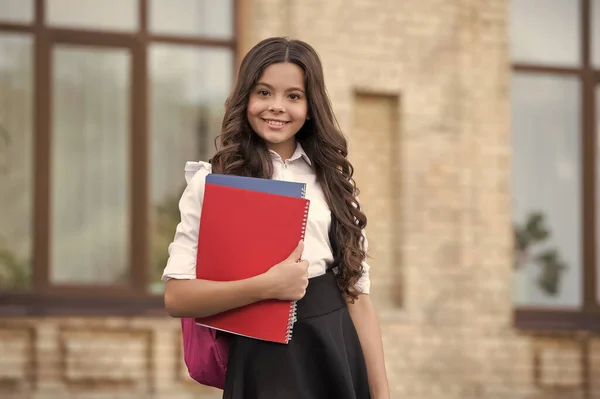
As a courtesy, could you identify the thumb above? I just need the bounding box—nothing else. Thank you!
[288,240,305,261]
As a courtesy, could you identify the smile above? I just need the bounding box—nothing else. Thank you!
[262,119,289,127]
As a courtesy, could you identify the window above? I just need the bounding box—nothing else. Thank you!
[510,0,600,330]
[0,0,236,314]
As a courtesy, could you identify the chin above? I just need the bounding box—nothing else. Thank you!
[265,138,295,147]
[259,131,294,144]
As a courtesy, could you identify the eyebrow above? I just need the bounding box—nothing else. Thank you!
[256,82,305,93]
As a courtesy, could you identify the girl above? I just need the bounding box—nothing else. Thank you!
[162,37,389,399]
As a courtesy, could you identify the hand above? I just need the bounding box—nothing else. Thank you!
[261,240,309,301]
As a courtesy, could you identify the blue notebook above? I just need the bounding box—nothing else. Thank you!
[205,173,306,199]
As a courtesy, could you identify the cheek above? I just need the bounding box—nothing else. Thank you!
[246,101,262,132]
[293,104,308,121]
[247,98,262,118]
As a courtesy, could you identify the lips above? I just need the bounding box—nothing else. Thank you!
[262,118,290,127]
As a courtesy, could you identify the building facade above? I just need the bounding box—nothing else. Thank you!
[1,0,599,398]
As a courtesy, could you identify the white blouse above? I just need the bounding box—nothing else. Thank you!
[161,142,371,294]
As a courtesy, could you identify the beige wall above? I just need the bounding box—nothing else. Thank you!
[1,1,597,398]
[240,0,595,398]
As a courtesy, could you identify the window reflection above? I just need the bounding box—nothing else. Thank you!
[596,85,600,303]
[148,44,232,292]
[593,0,600,68]
[46,0,138,31]
[149,0,233,39]
[510,0,580,66]
[0,0,34,24]
[511,73,582,308]
[0,34,33,291]
[51,46,131,285]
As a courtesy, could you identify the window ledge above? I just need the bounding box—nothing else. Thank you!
[0,292,167,317]
[514,309,600,332]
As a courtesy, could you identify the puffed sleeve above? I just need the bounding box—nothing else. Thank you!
[161,161,212,282]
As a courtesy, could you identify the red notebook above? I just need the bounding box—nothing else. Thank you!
[194,183,310,344]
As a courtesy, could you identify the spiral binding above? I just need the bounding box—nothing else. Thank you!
[285,199,310,343]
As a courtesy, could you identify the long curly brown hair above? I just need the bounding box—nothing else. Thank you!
[210,37,367,300]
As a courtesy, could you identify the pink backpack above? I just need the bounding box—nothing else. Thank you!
[181,317,230,389]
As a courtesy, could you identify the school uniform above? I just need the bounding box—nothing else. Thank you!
[162,143,372,399]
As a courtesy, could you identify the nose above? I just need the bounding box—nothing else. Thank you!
[268,96,285,113]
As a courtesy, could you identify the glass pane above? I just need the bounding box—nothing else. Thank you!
[0,34,33,291]
[0,0,34,24]
[593,0,600,68]
[149,0,233,39]
[510,0,580,66]
[46,0,138,32]
[51,45,130,285]
[511,73,582,308]
[597,85,600,303]
[148,44,233,293]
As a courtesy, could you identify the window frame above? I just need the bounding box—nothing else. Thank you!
[0,0,240,315]
[512,0,600,331]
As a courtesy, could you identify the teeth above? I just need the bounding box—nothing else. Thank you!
[265,120,286,126]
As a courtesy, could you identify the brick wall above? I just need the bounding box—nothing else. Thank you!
[0,317,220,399]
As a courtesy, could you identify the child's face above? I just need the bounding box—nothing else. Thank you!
[247,62,308,157]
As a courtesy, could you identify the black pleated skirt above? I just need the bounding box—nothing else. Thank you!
[222,271,371,399]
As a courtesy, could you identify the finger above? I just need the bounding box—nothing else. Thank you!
[288,240,305,261]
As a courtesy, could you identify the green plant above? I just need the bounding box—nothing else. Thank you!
[150,186,187,287]
[513,211,567,296]
[0,247,30,290]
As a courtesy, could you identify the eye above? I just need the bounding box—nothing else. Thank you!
[288,93,302,100]
[257,89,270,97]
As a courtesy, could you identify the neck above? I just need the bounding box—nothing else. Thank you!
[267,139,296,162]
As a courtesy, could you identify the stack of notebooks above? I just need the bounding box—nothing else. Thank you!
[194,173,310,344]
